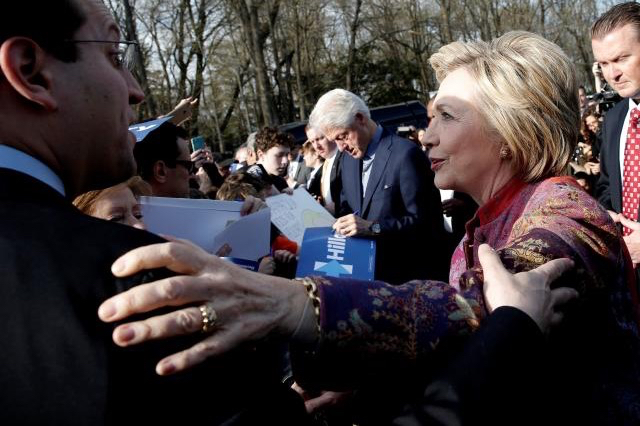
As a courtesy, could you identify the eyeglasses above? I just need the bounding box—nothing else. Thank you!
[63,39,139,72]
[173,160,196,174]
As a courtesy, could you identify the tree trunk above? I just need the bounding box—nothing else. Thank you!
[175,0,192,100]
[122,0,157,117]
[293,3,306,120]
[230,0,280,127]
[345,0,363,91]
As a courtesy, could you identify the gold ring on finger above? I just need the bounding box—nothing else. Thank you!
[199,302,218,333]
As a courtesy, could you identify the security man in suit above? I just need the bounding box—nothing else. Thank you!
[306,125,344,216]
[309,89,448,284]
[593,2,640,285]
[0,0,307,424]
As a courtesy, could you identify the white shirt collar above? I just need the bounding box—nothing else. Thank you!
[0,145,66,196]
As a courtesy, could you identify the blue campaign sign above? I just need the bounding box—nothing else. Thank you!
[296,227,376,281]
[128,116,173,142]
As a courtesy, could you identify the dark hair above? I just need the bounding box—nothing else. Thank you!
[592,2,640,40]
[255,127,294,154]
[216,171,272,201]
[133,122,188,179]
[2,1,86,63]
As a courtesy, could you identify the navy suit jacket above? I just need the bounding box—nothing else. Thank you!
[596,99,628,213]
[338,128,448,284]
[327,150,344,217]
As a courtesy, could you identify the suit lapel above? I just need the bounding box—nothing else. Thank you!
[361,134,392,216]
[330,151,341,183]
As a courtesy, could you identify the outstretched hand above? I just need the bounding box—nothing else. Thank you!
[479,244,578,333]
[165,96,198,126]
[619,215,640,266]
[98,239,308,375]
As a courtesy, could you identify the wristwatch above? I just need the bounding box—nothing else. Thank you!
[369,222,382,235]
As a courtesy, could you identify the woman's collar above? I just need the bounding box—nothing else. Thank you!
[476,177,528,225]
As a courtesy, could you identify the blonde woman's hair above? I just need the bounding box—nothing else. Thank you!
[429,31,579,182]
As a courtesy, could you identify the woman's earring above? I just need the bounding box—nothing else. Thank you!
[499,147,511,160]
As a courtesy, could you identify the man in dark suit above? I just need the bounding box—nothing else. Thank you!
[0,1,307,424]
[309,89,448,284]
[288,143,313,188]
[306,125,344,216]
[300,140,324,199]
[593,3,640,282]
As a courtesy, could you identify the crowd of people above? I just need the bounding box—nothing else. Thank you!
[3,1,640,425]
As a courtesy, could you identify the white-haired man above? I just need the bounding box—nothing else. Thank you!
[309,89,448,284]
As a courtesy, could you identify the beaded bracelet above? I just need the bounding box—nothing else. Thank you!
[293,277,322,339]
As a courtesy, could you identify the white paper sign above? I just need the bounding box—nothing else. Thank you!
[265,188,335,245]
[140,196,270,261]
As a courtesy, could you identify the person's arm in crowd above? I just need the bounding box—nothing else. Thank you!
[96,233,575,379]
[290,222,589,390]
[258,256,276,275]
[618,215,640,266]
[161,97,198,126]
[191,148,214,169]
[392,245,575,426]
[584,161,600,175]
[293,243,575,417]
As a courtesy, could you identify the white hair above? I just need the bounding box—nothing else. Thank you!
[308,89,370,133]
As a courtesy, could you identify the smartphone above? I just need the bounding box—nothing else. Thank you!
[191,136,205,152]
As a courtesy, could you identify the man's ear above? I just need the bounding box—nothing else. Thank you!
[256,149,264,161]
[0,37,57,110]
[153,161,168,183]
[354,112,366,126]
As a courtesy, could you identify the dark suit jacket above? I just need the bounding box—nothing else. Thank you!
[292,159,312,186]
[595,100,640,300]
[306,167,322,199]
[0,169,308,425]
[326,151,344,217]
[595,99,628,212]
[338,128,448,284]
